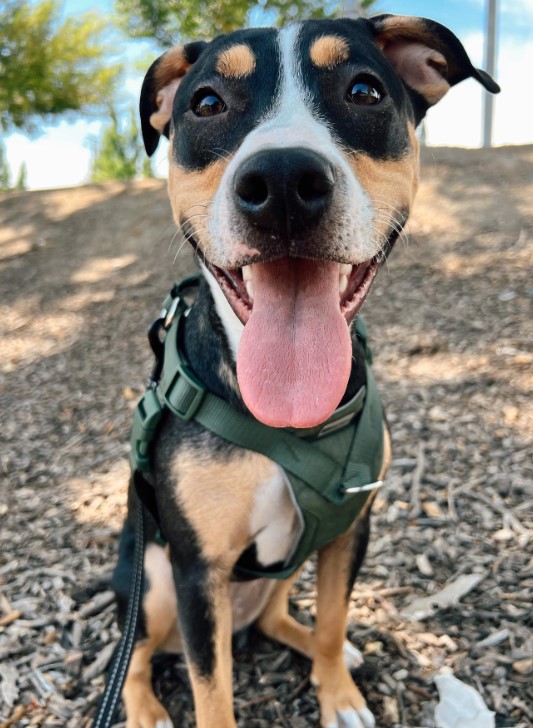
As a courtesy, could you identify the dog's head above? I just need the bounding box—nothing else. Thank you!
[140,16,499,429]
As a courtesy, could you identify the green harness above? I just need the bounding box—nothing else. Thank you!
[130,276,384,580]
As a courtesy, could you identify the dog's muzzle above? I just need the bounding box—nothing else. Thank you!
[233,147,335,240]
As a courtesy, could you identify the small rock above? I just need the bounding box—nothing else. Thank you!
[512,658,533,675]
[416,553,434,577]
[364,641,384,656]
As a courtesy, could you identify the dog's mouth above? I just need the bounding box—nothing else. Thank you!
[207,256,380,429]
[208,257,379,326]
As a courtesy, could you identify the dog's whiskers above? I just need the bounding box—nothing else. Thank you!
[173,229,200,263]
[168,213,210,256]
[212,147,234,163]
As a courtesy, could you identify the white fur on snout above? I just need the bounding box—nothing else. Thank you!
[343,640,364,670]
[209,24,376,268]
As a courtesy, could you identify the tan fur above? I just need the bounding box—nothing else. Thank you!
[122,544,181,727]
[168,446,277,728]
[146,47,192,135]
[373,16,454,105]
[123,641,173,728]
[373,15,430,48]
[385,41,449,104]
[144,543,182,652]
[171,447,278,563]
[257,570,315,657]
[216,44,256,78]
[168,157,228,257]
[348,123,419,241]
[312,529,369,725]
[310,35,350,69]
[155,46,190,89]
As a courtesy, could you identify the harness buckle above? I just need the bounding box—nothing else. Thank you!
[130,388,164,473]
[164,368,206,421]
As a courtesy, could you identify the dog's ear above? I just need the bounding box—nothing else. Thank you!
[369,15,500,121]
[140,41,208,156]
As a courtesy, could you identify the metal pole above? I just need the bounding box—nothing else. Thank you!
[482,0,498,147]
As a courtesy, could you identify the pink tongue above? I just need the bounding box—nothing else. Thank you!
[237,258,352,428]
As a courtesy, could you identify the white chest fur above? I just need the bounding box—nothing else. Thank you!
[249,463,303,569]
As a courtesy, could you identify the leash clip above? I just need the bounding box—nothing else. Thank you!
[164,295,181,329]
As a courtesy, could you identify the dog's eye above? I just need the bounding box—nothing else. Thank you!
[193,91,226,117]
[346,80,383,105]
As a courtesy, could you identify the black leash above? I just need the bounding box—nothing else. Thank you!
[91,504,146,728]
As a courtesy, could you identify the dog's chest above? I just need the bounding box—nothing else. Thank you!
[247,464,303,569]
[169,443,301,572]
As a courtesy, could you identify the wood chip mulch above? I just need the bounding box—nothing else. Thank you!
[0,146,532,727]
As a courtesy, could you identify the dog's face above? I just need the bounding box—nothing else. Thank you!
[141,16,498,429]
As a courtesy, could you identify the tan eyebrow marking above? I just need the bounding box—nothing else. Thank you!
[310,35,350,69]
[216,44,256,78]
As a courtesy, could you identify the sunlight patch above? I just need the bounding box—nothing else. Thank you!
[71,254,138,284]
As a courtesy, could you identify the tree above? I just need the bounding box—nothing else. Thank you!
[16,164,27,190]
[0,0,121,133]
[142,157,154,178]
[0,145,10,192]
[91,109,143,182]
[115,0,378,46]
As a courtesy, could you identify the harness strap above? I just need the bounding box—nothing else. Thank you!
[132,309,370,507]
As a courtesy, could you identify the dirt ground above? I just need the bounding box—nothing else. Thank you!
[0,145,532,728]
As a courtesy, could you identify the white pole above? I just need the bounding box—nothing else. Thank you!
[482,0,498,147]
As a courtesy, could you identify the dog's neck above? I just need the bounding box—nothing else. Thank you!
[182,270,368,418]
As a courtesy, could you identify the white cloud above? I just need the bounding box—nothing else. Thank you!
[501,0,533,18]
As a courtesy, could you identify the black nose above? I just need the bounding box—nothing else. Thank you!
[233,148,335,239]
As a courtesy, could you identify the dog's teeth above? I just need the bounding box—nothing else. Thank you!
[242,265,252,281]
[339,275,349,295]
[245,280,254,299]
[339,263,352,275]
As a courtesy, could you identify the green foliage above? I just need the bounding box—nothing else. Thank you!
[0,145,10,191]
[0,0,121,133]
[142,156,154,178]
[91,109,143,182]
[115,0,378,46]
[16,163,27,190]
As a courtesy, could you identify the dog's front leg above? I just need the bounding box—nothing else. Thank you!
[312,510,376,728]
[171,555,236,728]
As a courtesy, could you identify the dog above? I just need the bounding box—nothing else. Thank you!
[112,14,498,728]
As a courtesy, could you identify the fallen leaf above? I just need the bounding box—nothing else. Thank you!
[435,672,495,728]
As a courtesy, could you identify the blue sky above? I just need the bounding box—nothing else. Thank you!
[4,0,533,189]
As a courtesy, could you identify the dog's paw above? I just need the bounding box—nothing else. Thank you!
[342,640,364,670]
[313,659,374,728]
[125,702,173,728]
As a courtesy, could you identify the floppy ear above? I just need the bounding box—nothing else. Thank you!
[140,41,207,156]
[369,15,500,122]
